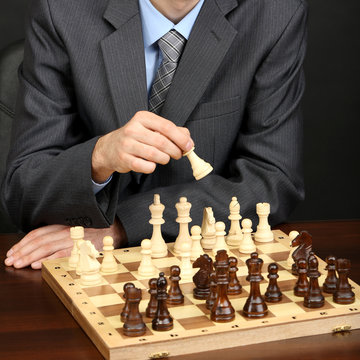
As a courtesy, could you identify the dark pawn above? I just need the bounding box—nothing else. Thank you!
[121,282,135,322]
[265,263,282,302]
[333,258,355,304]
[243,252,268,318]
[227,257,242,295]
[123,287,146,337]
[304,252,324,308]
[323,255,338,294]
[211,250,235,322]
[193,254,213,300]
[152,272,173,331]
[294,258,309,297]
[167,265,184,305]
[145,278,158,318]
[206,272,217,310]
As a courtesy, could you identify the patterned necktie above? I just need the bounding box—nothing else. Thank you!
[149,29,186,114]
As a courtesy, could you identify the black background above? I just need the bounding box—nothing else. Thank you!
[0,0,359,223]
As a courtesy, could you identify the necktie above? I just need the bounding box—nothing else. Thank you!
[148,29,186,114]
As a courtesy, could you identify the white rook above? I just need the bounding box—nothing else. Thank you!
[254,202,274,243]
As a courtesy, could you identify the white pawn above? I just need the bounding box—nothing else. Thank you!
[183,147,213,180]
[180,242,193,280]
[287,231,300,267]
[254,203,274,243]
[226,197,243,246]
[190,225,204,261]
[173,197,192,255]
[138,239,156,277]
[212,221,229,256]
[79,240,102,286]
[239,219,256,254]
[69,226,83,269]
[101,236,118,273]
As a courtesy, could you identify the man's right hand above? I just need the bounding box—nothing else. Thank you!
[91,111,194,183]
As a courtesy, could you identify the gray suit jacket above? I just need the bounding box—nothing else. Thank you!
[2,0,307,244]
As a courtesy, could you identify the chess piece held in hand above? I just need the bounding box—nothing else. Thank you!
[183,147,213,180]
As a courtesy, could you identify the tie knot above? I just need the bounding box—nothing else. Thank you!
[158,29,186,63]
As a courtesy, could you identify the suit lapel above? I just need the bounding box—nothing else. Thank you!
[160,0,238,127]
[101,0,148,128]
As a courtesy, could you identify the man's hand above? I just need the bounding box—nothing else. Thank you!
[91,111,194,183]
[4,218,127,270]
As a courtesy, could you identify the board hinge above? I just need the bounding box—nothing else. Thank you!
[148,351,170,359]
[332,325,352,333]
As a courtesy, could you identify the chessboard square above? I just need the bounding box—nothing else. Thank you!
[230,297,248,310]
[177,316,215,330]
[107,314,122,329]
[152,257,180,268]
[111,280,147,294]
[264,251,289,263]
[240,275,267,286]
[276,270,297,282]
[179,282,195,294]
[83,285,117,297]
[256,243,289,254]
[295,299,334,312]
[102,272,137,284]
[68,270,79,279]
[167,296,193,308]
[114,248,143,263]
[169,304,205,319]
[122,262,142,272]
[156,267,171,276]
[98,304,123,317]
[267,302,306,317]
[196,303,210,315]
[228,288,249,299]
[90,293,123,307]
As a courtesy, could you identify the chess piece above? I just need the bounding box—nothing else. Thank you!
[211,250,235,322]
[138,239,156,277]
[152,273,173,331]
[146,278,158,318]
[183,147,213,180]
[79,240,102,286]
[239,219,256,254]
[227,256,242,295]
[101,236,118,273]
[212,221,229,256]
[201,207,216,249]
[149,194,168,258]
[323,255,338,294]
[190,225,204,261]
[69,226,83,269]
[294,258,309,297]
[304,253,324,308]
[173,197,192,255]
[193,254,213,300]
[254,203,274,243]
[180,242,193,280]
[333,258,355,304]
[121,283,135,322]
[123,287,146,337]
[167,265,184,305]
[243,252,268,318]
[291,231,313,275]
[226,197,243,246]
[264,263,282,302]
[286,231,300,268]
[206,272,217,310]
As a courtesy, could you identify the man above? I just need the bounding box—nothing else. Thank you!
[2,0,307,269]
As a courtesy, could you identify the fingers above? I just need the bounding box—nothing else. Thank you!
[30,247,72,270]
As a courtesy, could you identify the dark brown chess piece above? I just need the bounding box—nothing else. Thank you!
[121,282,135,322]
[243,252,268,318]
[206,272,217,310]
[264,263,282,302]
[211,250,235,322]
[167,265,184,305]
[323,255,338,294]
[227,256,242,295]
[146,278,158,318]
[304,252,324,308]
[152,272,173,331]
[193,254,213,299]
[333,258,355,304]
[294,258,309,297]
[291,231,313,275]
[123,287,146,337]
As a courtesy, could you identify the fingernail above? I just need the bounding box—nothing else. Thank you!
[14,260,23,268]
[185,141,193,152]
[7,249,13,257]
[32,261,41,268]
[5,256,13,266]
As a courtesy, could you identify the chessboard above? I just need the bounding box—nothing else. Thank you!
[42,230,360,360]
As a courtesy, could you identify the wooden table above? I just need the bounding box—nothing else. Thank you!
[1,220,360,359]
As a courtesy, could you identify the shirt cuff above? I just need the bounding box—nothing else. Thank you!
[92,175,113,194]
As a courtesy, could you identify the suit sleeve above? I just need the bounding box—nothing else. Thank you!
[117,3,308,245]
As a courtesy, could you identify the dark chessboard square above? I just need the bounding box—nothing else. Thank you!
[266,293,292,305]
[122,262,141,272]
[228,288,249,299]
[68,270,79,279]
[157,267,171,276]
[266,251,289,262]
[277,279,297,292]
[102,272,137,284]
[96,257,120,264]
[167,295,193,308]
[98,304,123,317]
[116,325,153,339]
[119,288,151,301]
[165,250,175,258]
[239,309,276,321]
[239,275,267,285]
[263,262,286,272]
[196,303,211,315]
[83,285,117,297]
[178,316,215,330]
[295,300,334,312]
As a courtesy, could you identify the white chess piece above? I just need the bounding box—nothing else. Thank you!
[79,240,102,286]
[200,207,216,249]
[190,225,204,261]
[287,231,300,267]
[226,197,243,246]
[101,236,118,273]
[239,218,256,254]
[254,203,274,243]
[69,226,83,269]
[138,239,156,277]
[180,242,193,280]
[212,221,229,256]
[149,194,168,258]
[173,197,192,255]
[183,147,213,180]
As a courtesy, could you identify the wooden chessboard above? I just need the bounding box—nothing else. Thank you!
[42,230,360,360]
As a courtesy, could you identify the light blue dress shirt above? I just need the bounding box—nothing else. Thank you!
[92,0,204,193]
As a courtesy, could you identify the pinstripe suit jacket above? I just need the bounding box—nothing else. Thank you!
[2,0,307,244]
